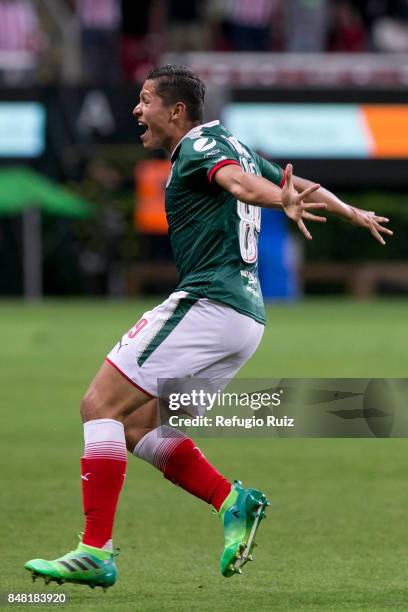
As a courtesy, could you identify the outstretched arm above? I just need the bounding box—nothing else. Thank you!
[214,163,326,240]
[293,175,393,245]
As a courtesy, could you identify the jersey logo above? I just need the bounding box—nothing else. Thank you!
[193,137,216,152]
[204,148,221,157]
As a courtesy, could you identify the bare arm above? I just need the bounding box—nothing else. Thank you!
[293,175,354,220]
[214,163,283,209]
[214,163,325,240]
[293,175,393,245]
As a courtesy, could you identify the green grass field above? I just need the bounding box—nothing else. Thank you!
[1,298,408,612]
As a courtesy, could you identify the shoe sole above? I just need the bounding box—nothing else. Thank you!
[26,567,112,591]
[233,500,268,572]
[224,494,270,577]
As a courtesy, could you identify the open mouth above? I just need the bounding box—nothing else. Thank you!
[138,121,149,141]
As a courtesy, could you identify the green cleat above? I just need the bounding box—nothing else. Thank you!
[218,480,270,577]
[24,537,118,591]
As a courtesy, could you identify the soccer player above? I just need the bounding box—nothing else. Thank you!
[25,65,392,589]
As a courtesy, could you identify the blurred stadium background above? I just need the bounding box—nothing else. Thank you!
[0,0,408,301]
[2,2,408,610]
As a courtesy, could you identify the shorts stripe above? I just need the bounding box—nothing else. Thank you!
[105,358,155,398]
[136,295,198,367]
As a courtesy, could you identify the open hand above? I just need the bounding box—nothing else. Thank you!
[349,206,393,246]
[281,164,326,240]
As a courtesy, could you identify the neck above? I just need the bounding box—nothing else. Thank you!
[166,120,201,154]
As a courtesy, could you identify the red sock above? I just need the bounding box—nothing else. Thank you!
[81,419,128,549]
[162,438,231,511]
[81,457,127,548]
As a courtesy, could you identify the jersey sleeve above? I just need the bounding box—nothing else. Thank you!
[255,154,286,188]
[177,135,240,186]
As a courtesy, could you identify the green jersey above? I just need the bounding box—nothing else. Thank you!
[166,120,285,325]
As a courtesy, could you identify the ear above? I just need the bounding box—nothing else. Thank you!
[171,101,187,121]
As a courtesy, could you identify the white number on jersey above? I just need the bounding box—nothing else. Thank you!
[236,155,261,264]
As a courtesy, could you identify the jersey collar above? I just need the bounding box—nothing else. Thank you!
[170,120,220,162]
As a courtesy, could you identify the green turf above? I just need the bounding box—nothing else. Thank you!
[1,298,408,611]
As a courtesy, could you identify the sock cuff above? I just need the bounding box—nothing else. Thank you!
[83,419,127,461]
[134,426,187,470]
[84,419,125,445]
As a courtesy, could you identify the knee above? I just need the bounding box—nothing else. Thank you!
[80,384,130,423]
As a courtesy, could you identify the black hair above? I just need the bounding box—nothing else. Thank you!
[146,65,205,123]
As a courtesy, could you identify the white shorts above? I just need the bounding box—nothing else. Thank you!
[106,291,264,398]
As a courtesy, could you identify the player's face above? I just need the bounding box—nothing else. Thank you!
[133,80,174,150]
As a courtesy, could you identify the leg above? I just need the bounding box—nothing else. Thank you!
[126,403,231,511]
[124,301,270,577]
[79,362,151,548]
[117,298,270,577]
[81,360,153,423]
[124,397,230,510]
[25,361,152,589]
[125,395,270,578]
[125,398,268,579]
[123,398,159,451]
